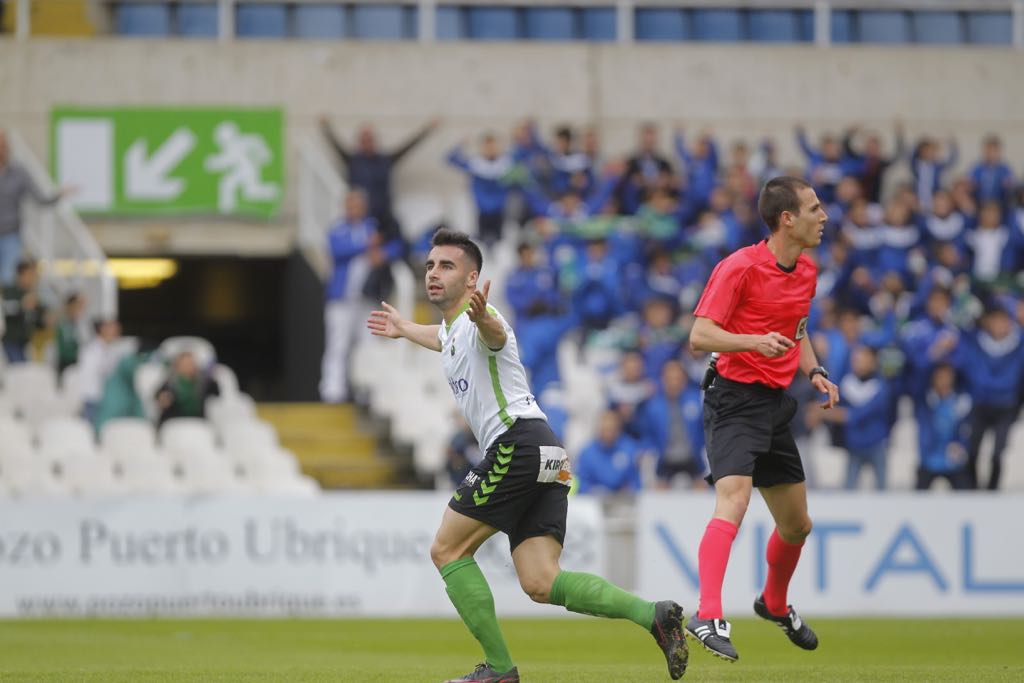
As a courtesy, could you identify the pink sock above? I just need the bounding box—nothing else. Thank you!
[697,518,738,620]
[763,528,804,617]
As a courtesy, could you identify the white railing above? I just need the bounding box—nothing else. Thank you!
[8,129,117,320]
[14,0,1019,48]
[297,132,345,281]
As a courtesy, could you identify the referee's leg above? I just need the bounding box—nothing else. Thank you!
[758,482,813,615]
[698,474,753,619]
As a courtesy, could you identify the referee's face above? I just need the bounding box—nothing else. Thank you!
[425,245,476,307]
[789,187,828,248]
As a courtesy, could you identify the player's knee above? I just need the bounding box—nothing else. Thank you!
[780,518,813,543]
[519,575,554,604]
[716,492,750,524]
[430,538,460,570]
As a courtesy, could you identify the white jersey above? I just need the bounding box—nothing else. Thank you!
[438,304,547,451]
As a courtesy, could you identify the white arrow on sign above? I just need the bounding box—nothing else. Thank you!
[124,128,197,201]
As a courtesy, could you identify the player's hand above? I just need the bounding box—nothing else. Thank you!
[811,374,840,410]
[753,332,795,358]
[366,302,405,340]
[466,280,492,324]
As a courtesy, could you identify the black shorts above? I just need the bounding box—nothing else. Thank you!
[657,458,704,482]
[449,418,570,551]
[703,376,805,488]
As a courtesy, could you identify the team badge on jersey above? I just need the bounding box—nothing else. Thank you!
[795,316,809,340]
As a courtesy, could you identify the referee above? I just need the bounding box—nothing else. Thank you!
[684,177,840,663]
[368,228,688,682]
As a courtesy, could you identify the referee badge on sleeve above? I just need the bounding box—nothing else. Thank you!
[795,316,809,340]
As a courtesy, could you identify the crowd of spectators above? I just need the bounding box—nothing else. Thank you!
[432,120,1024,493]
[1,262,219,433]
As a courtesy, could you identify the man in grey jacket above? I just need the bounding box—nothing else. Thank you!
[0,130,70,284]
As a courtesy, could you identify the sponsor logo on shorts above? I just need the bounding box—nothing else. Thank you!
[537,446,572,486]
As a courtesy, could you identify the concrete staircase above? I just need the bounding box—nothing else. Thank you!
[256,403,408,489]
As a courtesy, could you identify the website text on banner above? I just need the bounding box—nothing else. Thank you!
[638,493,1024,616]
[0,494,605,617]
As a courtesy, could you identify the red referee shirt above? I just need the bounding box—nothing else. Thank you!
[694,240,817,389]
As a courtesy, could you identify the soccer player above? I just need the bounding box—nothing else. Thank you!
[367,228,688,683]
[685,176,840,662]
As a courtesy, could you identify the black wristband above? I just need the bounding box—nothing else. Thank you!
[809,366,829,382]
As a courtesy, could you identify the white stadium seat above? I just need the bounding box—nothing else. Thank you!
[160,418,217,456]
[113,454,178,495]
[134,362,168,421]
[36,416,97,456]
[0,452,62,497]
[50,454,120,496]
[0,416,34,456]
[56,364,85,417]
[3,362,58,400]
[100,418,158,457]
[172,448,242,494]
[219,418,279,455]
[0,394,14,417]
[205,394,257,428]
[211,363,241,398]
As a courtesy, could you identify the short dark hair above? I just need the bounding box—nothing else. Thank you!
[431,227,483,272]
[758,176,813,232]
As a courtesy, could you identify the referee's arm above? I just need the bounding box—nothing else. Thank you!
[690,317,793,358]
[799,335,840,409]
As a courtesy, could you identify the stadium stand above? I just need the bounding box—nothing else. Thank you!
[4,0,1023,496]
[235,2,288,39]
[115,2,172,37]
[523,8,574,41]
[294,4,347,39]
[351,5,410,40]
[178,3,219,38]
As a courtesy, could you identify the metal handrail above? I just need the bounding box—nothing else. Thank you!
[297,132,345,280]
[8,129,117,319]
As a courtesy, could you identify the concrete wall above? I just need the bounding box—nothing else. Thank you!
[2,39,1023,228]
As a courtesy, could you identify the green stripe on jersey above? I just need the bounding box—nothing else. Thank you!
[488,356,515,428]
[444,302,472,333]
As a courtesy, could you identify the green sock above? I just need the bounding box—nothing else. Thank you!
[441,558,515,673]
[549,570,656,630]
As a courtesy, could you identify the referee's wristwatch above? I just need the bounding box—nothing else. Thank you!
[808,366,830,382]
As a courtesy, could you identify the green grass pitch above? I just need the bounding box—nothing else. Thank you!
[1,617,1023,682]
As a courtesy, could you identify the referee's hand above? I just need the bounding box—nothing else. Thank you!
[753,332,795,358]
[811,374,840,410]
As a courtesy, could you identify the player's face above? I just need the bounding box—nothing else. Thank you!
[790,186,828,248]
[424,245,476,308]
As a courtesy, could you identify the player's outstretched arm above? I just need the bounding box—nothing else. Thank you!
[466,280,507,351]
[367,302,442,352]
